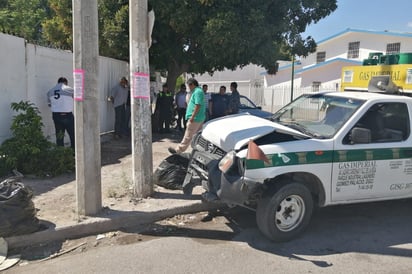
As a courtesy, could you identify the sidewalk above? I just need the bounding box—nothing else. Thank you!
[4,131,221,250]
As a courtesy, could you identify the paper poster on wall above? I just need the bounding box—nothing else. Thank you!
[73,69,85,101]
[132,72,150,99]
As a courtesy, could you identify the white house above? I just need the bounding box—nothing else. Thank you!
[265,28,412,94]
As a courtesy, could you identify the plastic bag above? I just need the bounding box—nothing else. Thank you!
[0,178,41,237]
[153,153,190,190]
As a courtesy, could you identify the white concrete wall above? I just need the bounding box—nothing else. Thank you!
[0,32,129,144]
[0,34,27,143]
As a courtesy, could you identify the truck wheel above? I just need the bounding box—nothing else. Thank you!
[256,183,313,242]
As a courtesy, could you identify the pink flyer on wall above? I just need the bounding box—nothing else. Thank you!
[73,69,85,101]
[132,72,150,99]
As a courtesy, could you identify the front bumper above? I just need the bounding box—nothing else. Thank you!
[185,149,260,206]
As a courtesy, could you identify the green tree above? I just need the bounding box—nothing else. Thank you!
[41,0,72,49]
[98,1,129,60]
[0,0,49,42]
[1,0,337,90]
[41,0,130,56]
[149,0,337,88]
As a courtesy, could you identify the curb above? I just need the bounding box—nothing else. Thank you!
[5,200,223,250]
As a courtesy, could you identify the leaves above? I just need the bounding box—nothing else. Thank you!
[0,0,48,42]
[0,101,74,177]
[0,0,337,90]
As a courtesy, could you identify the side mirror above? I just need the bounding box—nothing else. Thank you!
[350,127,371,144]
[257,106,262,110]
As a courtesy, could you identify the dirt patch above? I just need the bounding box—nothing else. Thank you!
[19,130,185,228]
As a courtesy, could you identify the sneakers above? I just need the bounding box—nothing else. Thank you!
[201,192,220,203]
[168,147,177,154]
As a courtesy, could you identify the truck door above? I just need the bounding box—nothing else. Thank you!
[332,102,412,202]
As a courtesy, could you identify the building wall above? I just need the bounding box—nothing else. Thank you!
[0,33,129,144]
[0,34,27,143]
[301,30,412,68]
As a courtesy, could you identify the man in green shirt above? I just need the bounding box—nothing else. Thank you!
[168,78,205,154]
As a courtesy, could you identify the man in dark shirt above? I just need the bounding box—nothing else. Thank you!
[228,81,240,115]
[209,85,229,119]
[155,83,174,133]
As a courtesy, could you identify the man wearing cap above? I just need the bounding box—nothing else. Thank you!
[47,77,75,149]
[109,77,129,139]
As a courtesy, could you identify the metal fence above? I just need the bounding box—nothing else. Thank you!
[201,79,338,114]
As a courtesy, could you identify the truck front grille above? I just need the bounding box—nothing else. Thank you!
[196,136,226,158]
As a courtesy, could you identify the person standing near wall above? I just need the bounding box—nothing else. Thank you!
[47,77,75,149]
[109,77,129,139]
[168,78,205,154]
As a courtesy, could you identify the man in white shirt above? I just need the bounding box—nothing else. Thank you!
[202,84,211,121]
[47,77,75,149]
[109,77,129,139]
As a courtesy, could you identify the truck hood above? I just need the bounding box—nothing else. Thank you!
[201,113,309,151]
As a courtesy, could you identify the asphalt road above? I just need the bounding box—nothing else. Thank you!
[5,198,412,273]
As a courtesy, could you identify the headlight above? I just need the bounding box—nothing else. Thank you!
[219,151,236,173]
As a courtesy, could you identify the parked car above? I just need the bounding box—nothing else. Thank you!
[220,94,272,119]
[183,79,412,242]
[237,95,273,119]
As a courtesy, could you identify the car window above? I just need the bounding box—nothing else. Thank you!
[274,93,363,138]
[344,102,410,144]
[239,96,257,108]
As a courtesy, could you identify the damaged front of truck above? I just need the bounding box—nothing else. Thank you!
[182,91,363,209]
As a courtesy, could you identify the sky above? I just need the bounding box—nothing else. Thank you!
[303,0,412,41]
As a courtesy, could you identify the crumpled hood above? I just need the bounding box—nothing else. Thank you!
[201,113,308,151]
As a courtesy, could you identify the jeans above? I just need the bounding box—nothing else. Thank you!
[114,104,126,136]
[176,108,187,129]
[52,112,75,149]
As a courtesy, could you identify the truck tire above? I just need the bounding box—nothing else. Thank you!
[256,183,313,242]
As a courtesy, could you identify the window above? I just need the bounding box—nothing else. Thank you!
[316,52,326,63]
[347,41,360,59]
[312,81,321,92]
[406,68,412,84]
[386,42,401,55]
[343,70,354,83]
[345,103,410,144]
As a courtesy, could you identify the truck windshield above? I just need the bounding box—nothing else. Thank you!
[272,93,365,138]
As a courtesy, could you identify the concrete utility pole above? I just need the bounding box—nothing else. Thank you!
[129,0,153,197]
[72,0,102,215]
[290,55,295,102]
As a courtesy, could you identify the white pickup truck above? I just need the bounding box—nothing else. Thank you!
[183,84,412,242]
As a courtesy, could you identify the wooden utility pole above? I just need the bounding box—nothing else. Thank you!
[129,0,153,197]
[72,0,102,215]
